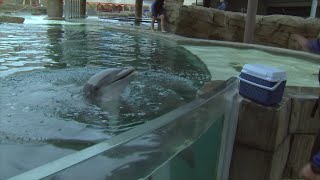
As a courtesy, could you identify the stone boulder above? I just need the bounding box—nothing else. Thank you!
[164,2,182,32]
[0,15,24,23]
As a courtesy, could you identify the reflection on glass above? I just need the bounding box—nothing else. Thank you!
[28,78,240,180]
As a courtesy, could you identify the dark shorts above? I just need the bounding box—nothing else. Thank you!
[152,9,163,18]
[151,2,164,18]
[307,39,320,54]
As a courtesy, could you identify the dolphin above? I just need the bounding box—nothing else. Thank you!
[83,67,137,129]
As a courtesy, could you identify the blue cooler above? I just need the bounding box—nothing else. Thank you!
[238,64,287,106]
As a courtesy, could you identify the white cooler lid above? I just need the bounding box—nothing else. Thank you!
[241,64,287,82]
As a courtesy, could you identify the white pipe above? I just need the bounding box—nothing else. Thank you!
[69,0,71,18]
[310,0,318,18]
[64,0,67,19]
[78,0,80,17]
[71,0,74,18]
[75,0,78,18]
[76,0,79,18]
[66,0,69,19]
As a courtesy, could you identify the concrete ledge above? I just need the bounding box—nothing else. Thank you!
[0,15,24,24]
[236,97,291,151]
[290,98,320,134]
[44,17,65,21]
[229,137,290,180]
[283,134,316,178]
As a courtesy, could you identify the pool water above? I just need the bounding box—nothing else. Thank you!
[0,17,211,178]
[0,21,211,135]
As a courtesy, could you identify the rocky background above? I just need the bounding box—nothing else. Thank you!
[164,3,320,51]
[0,0,47,15]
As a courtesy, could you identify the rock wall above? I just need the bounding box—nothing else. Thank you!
[164,1,183,33]
[164,5,320,50]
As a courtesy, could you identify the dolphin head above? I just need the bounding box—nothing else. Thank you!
[83,67,137,101]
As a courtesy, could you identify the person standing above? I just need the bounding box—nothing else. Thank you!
[293,34,320,54]
[151,0,166,32]
[300,153,320,180]
[217,0,227,11]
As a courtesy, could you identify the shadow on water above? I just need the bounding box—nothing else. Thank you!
[45,24,90,68]
[45,24,64,66]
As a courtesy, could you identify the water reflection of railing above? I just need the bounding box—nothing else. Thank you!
[9,78,241,180]
[64,0,81,20]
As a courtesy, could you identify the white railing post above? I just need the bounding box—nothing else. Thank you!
[310,0,318,18]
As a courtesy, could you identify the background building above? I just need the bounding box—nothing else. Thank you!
[224,0,319,17]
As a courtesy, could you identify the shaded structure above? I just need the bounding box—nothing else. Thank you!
[80,0,87,17]
[243,0,258,43]
[135,0,143,25]
[310,0,318,17]
[86,0,146,24]
[46,0,87,20]
[46,0,63,20]
[227,0,320,17]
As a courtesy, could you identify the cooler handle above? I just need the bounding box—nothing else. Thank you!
[238,76,283,91]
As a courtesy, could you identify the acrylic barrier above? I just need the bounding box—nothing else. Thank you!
[9,78,241,180]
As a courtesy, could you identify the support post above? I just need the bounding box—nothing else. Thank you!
[71,0,74,18]
[243,0,258,43]
[78,0,80,17]
[310,0,318,18]
[203,0,210,7]
[135,0,143,25]
[76,0,79,18]
[80,0,86,18]
[46,0,64,20]
[70,0,72,18]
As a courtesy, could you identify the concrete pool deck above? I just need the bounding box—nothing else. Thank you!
[21,15,320,87]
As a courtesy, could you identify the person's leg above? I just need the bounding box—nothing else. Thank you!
[159,14,165,32]
[306,39,320,54]
[300,163,320,180]
[156,18,161,31]
[151,17,155,32]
